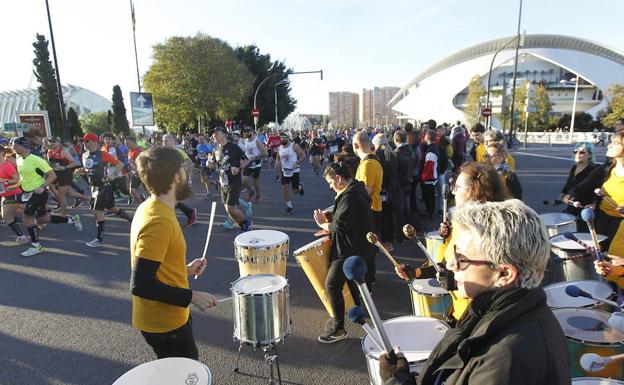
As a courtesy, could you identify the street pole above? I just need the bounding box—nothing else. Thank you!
[274,83,279,128]
[485,35,518,129]
[570,76,579,135]
[508,0,523,148]
[129,0,145,135]
[45,0,69,140]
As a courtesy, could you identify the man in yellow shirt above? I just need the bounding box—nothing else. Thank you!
[131,146,217,359]
[470,123,486,162]
[353,131,383,288]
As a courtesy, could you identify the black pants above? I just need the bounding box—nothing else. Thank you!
[141,317,198,360]
[380,201,394,244]
[421,182,436,217]
[325,259,360,328]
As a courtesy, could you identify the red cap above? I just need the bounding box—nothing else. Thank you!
[83,133,99,142]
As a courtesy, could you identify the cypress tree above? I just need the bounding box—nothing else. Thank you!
[67,107,83,139]
[112,85,131,135]
[32,34,63,137]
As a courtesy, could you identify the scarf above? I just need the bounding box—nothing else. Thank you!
[494,162,511,175]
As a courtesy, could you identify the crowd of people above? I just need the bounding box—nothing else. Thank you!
[1,116,623,385]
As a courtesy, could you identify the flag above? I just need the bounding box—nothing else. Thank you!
[130,0,136,31]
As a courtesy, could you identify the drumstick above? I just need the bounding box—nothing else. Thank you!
[415,241,443,274]
[442,184,449,224]
[595,188,619,209]
[218,297,232,303]
[194,201,217,280]
[366,232,399,268]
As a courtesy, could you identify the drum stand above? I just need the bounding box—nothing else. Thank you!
[234,342,283,385]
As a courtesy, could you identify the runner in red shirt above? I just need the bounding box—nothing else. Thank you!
[266,130,282,174]
[0,145,27,243]
[125,136,144,204]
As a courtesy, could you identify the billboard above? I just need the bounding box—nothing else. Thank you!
[130,92,155,126]
[18,111,51,138]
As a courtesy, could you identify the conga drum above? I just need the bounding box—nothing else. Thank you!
[234,230,289,277]
[540,213,577,237]
[113,357,211,385]
[425,231,444,262]
[549,233,607,282]
[293,237,356,317]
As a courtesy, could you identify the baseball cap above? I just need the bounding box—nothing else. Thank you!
[83,133,99,142]
[10,136,33,149]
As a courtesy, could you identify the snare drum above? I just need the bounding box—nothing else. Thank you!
[113,357,212,385]
[231,274,291,346]
[362,316,449,385]
[293,237,356,317]
[410,279,452,321]
[234,230,289,277]
[554,307,624,379]
[572,378,624,385]
[425,231,444,263]
[549,233,607,282]
[540,213,577,237]
[544,280,614,311]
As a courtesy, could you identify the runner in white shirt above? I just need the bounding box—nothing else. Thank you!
[275,132,305,215]
[241,128,267,204]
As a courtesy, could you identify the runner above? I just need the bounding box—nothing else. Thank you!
[241,127,267,204]
[163,135,198,228]
[0,145,28,244]
[47,137,90,216]
[101,132,130,201]
[77,133,132,248]
[309,130,325,175]
[266,130,282,176]
[275,132,305,215]
[125,136,145,205]
[9,137,82,257]
[196,134,217,199]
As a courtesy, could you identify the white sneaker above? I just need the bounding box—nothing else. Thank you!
[86,238,104,248]
[21,245,44,257]
[16,235,30,244]
[71,215,83,232]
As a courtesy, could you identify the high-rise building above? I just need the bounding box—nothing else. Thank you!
[372,86,400,126]
[329,92,359,127]
[360,88,374,126]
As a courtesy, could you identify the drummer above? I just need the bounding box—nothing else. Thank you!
[381,200,570,385]
[313,161,374,344]
[560,142,599,231]
[395,162,509,322]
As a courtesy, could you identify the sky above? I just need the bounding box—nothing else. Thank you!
[1,0,623,118]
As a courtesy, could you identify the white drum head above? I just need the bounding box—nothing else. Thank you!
[539,213,576,227]
[235,230,289,248]
[232,274,287,294]
[363,316,449,362]
[425,231,442,241]
[113,357,211,385]
[572,378,624,385]
[410,279,449,296]
[293,237,329,255]
[544,281,613,308]
[553,307,624,344]
[550,233,607,251]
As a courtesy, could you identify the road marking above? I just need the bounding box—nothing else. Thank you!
[514,151,573,161]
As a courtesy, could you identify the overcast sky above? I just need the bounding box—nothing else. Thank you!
[1,0,623,116]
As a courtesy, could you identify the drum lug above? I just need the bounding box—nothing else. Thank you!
[303,256,309,262]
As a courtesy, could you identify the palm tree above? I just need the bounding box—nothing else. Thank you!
[548,69,555,83]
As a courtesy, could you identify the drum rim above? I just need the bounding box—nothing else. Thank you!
[549,233,608,251]
[425,231,443,240]
[571,378,624,384]
[361,315,450,361]
[292,236,330,255]
[113,357,212,384]
[553,307,624,346]
[410,279,450,296]
[544,280,613,307]
[539,213,576,227]
[231,274,288,294]
[234,230,289,247]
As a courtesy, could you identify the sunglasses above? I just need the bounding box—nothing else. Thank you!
[451,245,497,271]
[573,150,586,154]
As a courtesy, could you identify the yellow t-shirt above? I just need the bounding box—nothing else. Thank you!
[131,198,190,333]
[475,143,486,162]
[355,156,383,212]
[16,154,52,192]
[609,221,624,258]
[506,154,516,171]
[436,233,471,321]
[600,169,624,218]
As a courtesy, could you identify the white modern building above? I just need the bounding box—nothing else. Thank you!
[390,34,624,124]
[0,84,112,126]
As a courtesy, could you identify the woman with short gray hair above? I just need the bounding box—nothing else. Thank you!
[381,199,570,385]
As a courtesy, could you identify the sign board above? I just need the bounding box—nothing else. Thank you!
[3,123,29,132]
[251,108,260,118]
[481,107,492,117]
[19,111,51,138]
[130,92,155,126]
[525,83,536,114]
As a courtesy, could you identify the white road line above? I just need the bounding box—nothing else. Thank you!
[514,151,573,161]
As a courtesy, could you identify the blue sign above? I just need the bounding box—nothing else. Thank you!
[130,92,155,126]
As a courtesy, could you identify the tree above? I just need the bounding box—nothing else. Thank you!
[556,112,602,132]
[111,85,131,135]
[67,107,83,138]
[32,34,63,137]
[144,33,253,132]
[602,84,624,128]
[80,111,113,135]
[463,75,485,127]
[512,83,553,132]
[234,45,296,126]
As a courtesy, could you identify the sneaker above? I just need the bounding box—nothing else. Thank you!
[221,218,235,229]
[317,328,347,344]
[71,215,83,232]
[184,208,198,228]
[240,199,253,219]
[71,199,83,209]
[284,207,295,215]
[299,183,305,196]
[240,219,253,232]
[21,245,44,257]
[275,175,280,182]
[16,235,30,245]
[127,196,134,205]
[86,238,104,248]
[205,193,211,200]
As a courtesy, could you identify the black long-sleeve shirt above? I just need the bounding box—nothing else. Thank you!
[131,258,192,307]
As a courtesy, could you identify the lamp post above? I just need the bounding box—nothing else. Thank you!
[560,76,580,135]
[485,35,521,129]
[508,0,524,148]
[44,0,68,139]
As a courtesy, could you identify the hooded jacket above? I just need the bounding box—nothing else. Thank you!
[330,180,375,262]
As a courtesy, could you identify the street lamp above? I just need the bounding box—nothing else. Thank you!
[560,76,580,135]
[45,0,69,139]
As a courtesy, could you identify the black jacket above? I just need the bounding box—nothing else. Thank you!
[395,144,414,189]
[330,180,375,262]
[383,287,570,385]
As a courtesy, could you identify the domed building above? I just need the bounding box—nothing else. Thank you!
[389,34,624,125]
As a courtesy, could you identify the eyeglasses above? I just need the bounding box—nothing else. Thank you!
[451,245,497,271]
[451,183,468,192]
[573,150,586,154]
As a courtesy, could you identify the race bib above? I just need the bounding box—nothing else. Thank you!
[21,192,33,202]
[0,182,5,194]
[219,171,229,186]
[282,168,294,177]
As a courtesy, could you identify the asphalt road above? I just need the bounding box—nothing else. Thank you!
[0,144,604,385]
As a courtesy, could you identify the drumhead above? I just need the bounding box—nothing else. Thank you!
[293,236,329,255]
[113,357,211,385]
[539,213,576,227]
[425,231,442,241]
[235,230,289,248]
[572,378,624,385]
[410,279,449,296]
[553,307,624,344]
[550,233,607,251]
[362,316,449,362]
[544,280,613,308]
[232,274,287,294]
